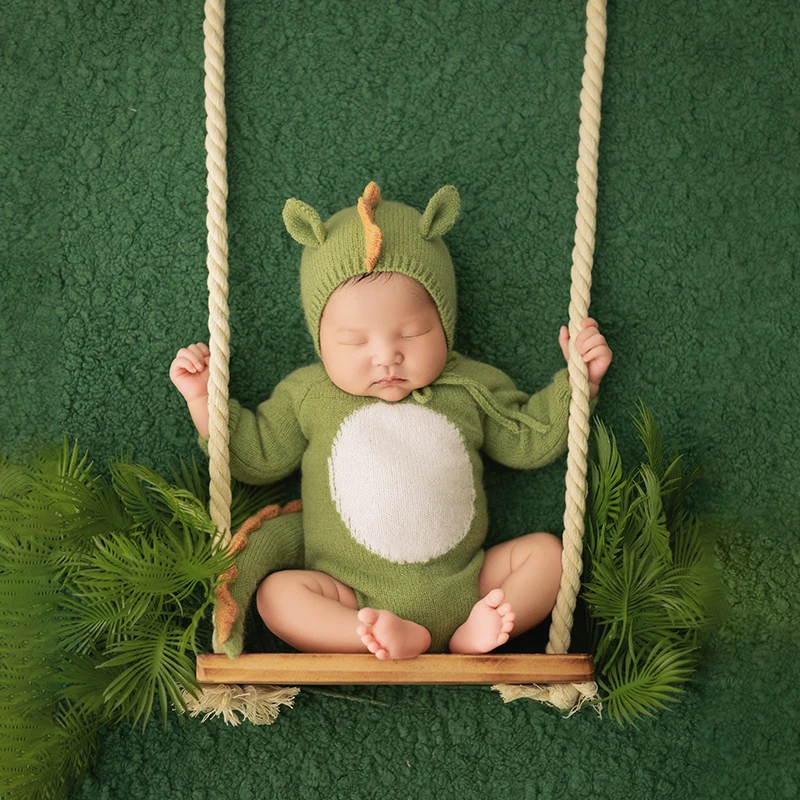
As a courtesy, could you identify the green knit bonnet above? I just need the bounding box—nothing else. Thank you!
[282,182,460,354]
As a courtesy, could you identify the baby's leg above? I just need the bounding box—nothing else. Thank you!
[448,532,562,654]
[256,570,431,659]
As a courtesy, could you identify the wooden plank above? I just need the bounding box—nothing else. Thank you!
[196,653,594,685]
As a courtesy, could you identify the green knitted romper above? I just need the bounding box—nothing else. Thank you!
[210,183,573,657]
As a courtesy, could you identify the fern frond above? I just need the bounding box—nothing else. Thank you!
[57,437,96,486]
[57,594,129,653]
[51,700,103,787]
[663,455,701,528]
[57,653,125,722]
[0,491,65,548]
[109,459,172,531]
[99,619,199,728]
[631,465,671,560]
[169,457,288,531]
[1,700,103,800]
[75,523,229,612]
[87,532,194,598]
[599,641,697,726]
[587,420,625,559]
[632,401,664,478]
[0,438,243,796]
[585,546,681,671]
[0,460,35,499]
[0,708,65,800]
[38,475,133,557]
[171,457,209,507]
[584,406,723,726]
[661,560,724,631]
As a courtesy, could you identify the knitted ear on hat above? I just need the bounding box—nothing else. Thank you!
[282,198,327,246]
[419,185,460,240]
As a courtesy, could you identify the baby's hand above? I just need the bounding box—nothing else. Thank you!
[169,343,211,402]
[558,318,612,398]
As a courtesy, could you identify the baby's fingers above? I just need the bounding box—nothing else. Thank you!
[171,354,200,375]
[576,331,607,355]
[582,344,612,365]
[183,343,210,371]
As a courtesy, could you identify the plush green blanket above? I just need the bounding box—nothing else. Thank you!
[3,0,798,797]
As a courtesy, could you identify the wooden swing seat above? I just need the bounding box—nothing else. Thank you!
[196,652,594,685]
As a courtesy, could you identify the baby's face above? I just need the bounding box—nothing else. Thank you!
[319,273,448,402]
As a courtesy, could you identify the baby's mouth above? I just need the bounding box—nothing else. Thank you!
[376,376,406,386]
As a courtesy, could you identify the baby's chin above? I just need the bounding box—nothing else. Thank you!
[328,376,424,401]
[367,382,414,401]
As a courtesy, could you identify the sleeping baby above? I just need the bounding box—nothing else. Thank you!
[169,182,612,659]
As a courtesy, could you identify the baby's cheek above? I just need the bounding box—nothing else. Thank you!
[356,350,374,373]
[421,342,448,383]
[352,354,376,389]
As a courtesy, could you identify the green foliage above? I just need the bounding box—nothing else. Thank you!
[1,409,726,798]
[583,403,725,725]
[0,440,285,800]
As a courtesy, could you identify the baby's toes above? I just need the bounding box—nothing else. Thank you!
[497,631,510,646]
[500,618,515,635]
[360,633,380,654]
[497,602,513,617]
[484,589,505,608]
[358,607,379,625]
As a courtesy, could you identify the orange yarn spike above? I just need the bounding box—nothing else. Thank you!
[357,181,383,271]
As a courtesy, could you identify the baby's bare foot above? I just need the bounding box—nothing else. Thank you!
[448,588,516,654]
[356,608,432,660]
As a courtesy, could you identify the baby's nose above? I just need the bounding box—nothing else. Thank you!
[373,344,403,366]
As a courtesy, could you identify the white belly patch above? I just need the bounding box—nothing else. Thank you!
[328,403,476,564]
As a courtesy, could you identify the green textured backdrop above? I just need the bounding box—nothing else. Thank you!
[2,0,799,797]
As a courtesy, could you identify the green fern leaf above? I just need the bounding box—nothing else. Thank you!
[599,641,697,726]
[632,402,664,478]
[170,457,210,507]
[631,465,671,560]
[99,619,199,728]
[57,437,96,486]
[110,460,171,530]
[583,406,724,726]
[588,421,625,538]
[57,594,128,653]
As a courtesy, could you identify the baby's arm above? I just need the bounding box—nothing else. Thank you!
[169,343,308,484]
[224,389,308,485]
[470,319,612,469]
[480,369,574,469]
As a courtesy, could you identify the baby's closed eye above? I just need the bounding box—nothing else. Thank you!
[335,333,368,345]
[402,329,433,340]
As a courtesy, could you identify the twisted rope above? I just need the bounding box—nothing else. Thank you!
[495,0,607,711]
[199,0,297,717]
[204,0,232,546]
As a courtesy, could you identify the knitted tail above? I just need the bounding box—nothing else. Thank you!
[214,501,304,658]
